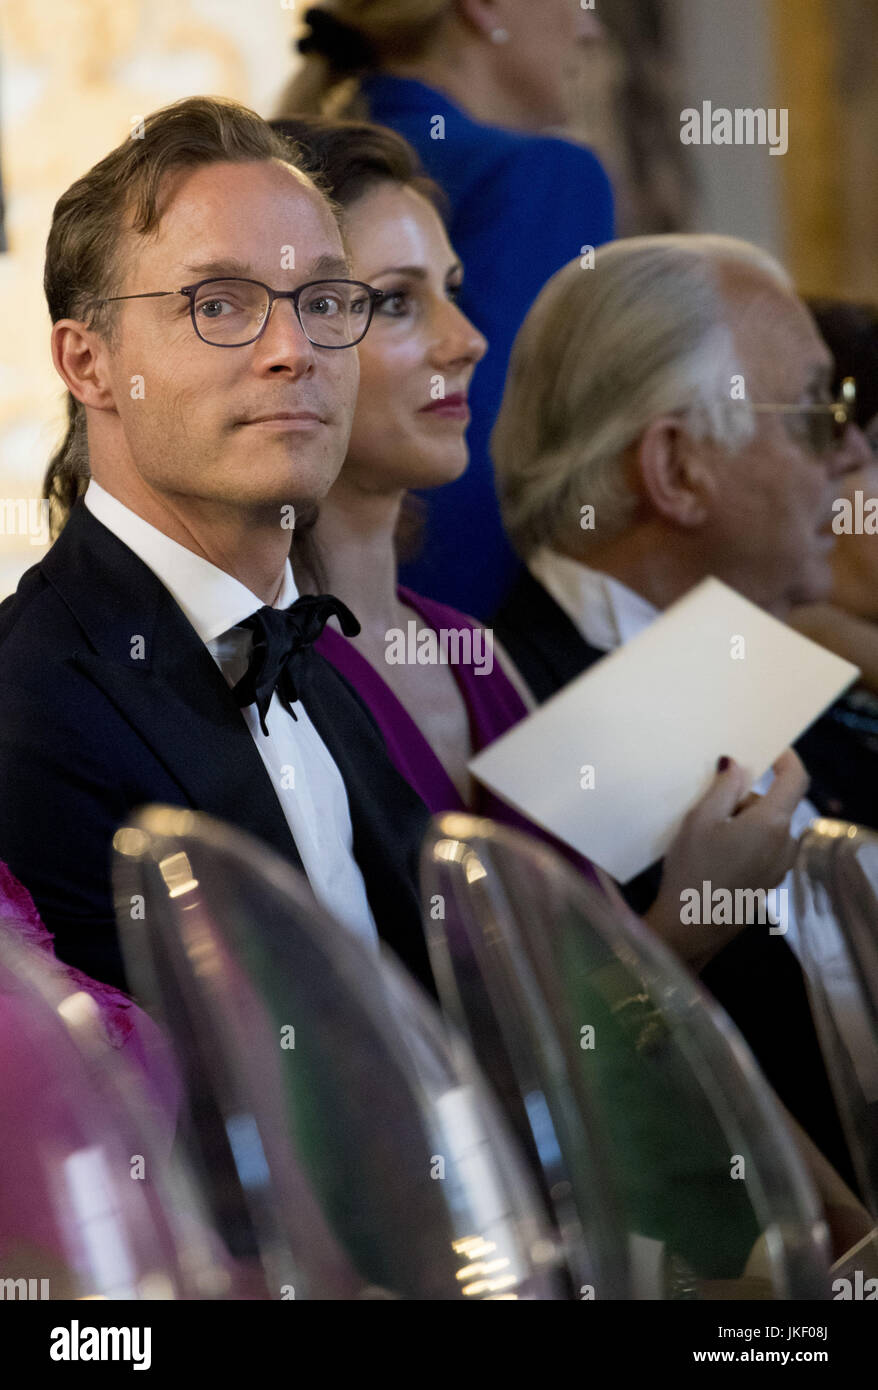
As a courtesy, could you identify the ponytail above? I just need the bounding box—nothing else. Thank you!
[43,393,90,539]
[276,2,448,119]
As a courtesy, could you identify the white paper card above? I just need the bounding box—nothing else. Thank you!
[471,578,859,882]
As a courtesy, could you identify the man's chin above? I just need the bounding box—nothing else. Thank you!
[232,426,344,484]
[227,457,341,508]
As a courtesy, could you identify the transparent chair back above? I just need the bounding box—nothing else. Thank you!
[0,928,231,1299]
[792,819,878,1215]
[112,805,576,1300]
[421,812,832,1300]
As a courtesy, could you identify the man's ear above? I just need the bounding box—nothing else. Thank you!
[634,415,717,528]
[51,320,116,412]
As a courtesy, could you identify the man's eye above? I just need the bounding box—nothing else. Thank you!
[197,298,234,318]
[303,295,342,316]
[447,282,463,303]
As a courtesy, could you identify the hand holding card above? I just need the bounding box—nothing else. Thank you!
[471,579,859,883]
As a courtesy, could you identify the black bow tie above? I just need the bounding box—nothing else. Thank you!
[231,594,360,736]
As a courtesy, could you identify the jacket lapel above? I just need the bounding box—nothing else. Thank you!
[495,568,607,702]
[296,654,435,990]
[43,503,304,869]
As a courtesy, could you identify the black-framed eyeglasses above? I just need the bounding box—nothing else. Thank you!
[94,277,385,349]
[746,377,857,455]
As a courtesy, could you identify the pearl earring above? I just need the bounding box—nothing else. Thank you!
[490,27,510,44]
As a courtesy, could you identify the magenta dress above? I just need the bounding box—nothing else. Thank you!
[317,587,600,886]
[0,860,181,1128]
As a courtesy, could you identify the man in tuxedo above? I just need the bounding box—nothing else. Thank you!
[491,234,874,1186]
[0,97,434,996]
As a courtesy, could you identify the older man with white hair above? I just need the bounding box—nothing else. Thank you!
[491,234,873,1187]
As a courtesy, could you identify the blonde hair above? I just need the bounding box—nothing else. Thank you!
[277,1,450,118]
[492,234,794,559]
[42,97,310,537]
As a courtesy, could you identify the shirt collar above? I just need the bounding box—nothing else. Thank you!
[83,479,298,644]
[529,547,660,651]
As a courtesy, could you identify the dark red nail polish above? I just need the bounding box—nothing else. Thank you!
[717,755,730,772]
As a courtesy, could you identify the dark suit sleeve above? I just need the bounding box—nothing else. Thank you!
[0,676,136,992]
[795,710,878,830]
[313,650,430,875]
[491,570,608,702]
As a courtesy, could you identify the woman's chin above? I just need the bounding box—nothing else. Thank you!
[401,453,470,491]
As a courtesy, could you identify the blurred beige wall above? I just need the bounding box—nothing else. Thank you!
[570,0,877,302]
[771,0,878,303]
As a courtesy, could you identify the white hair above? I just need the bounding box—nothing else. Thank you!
[492,234,794,558]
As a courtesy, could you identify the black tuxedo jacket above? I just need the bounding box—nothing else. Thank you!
[493,566,861,1188]
[0,502,434,997]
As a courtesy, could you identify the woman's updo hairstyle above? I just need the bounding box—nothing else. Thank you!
[277,1,451,118]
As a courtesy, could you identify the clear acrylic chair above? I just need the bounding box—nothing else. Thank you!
[792,818,878,1215]
[0,929,231,1299]
[110,805,598,1300]
[421,812,833,1300]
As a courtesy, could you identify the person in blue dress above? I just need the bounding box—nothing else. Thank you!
[277,1,614,617]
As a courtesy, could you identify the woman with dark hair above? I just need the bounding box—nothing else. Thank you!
[276,1,614,617]
[274,115,532,820]
[274,113,820,988]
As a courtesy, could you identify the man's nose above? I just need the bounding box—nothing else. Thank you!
[830,422,873,477]
[254,297,316,370]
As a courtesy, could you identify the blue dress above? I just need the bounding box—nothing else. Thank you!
[360,73,614,618]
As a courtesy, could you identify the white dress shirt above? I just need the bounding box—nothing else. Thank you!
[528,547,819,954]
[84,480,379,950]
